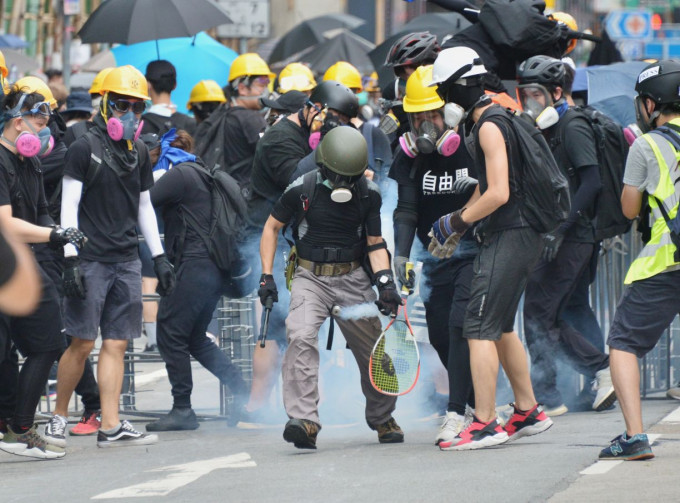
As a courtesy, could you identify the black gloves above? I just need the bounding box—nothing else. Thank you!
[542,232,565,262]
[451,176,478,196]
[153,254,176,297]
[62,257,86,299]
[49,226,87,250]
[258,274,278,306]
[374,270,403,316]
[394,256,415,294]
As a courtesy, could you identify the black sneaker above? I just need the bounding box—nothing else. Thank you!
[370,417,405,444]
[146,408,199,432]
[599,432,654,461]
[97,420,158,448]
[283,418,320,449]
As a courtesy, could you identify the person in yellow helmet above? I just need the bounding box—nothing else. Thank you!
[186,79,226,124]
[227,52,275,111]
[323,61,363,93]
[277,62,316,95]
[46,65,173,450]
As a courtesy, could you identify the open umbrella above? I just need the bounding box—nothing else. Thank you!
[110,32,238,115]
[78,0,232,58]
[2,48,39,74]
[81,49,117,73]
[268,13,365,64]
[0,34,30,49]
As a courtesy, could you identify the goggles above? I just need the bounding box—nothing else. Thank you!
[5,94,52,119]
[250,76,270,87]
[109,99,147,115]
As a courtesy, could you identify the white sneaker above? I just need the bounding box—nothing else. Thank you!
[593,368,617,411]
[44,414,68,447]
[435,411,467,445]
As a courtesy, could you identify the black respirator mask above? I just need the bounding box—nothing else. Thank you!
[320,165,363,203]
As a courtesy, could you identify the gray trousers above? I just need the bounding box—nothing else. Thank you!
[283,266,397,427]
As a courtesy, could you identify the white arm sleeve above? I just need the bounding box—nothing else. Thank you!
[138,190,164,257]
[61,175,83,258]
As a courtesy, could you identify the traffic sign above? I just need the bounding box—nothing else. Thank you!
[216,0,270,39]
[605,10,653,40]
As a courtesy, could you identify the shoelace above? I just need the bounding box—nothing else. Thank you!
[48,416,67,436]
[120,420,142,435]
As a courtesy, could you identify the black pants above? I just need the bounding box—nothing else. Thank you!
[421,257,475,415]
[157,258,246,408]
[523,241,609,407]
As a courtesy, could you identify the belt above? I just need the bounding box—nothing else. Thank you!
[297,258,361,276]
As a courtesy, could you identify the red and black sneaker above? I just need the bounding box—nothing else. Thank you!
[439,416,509,451]
[503,403,553,442]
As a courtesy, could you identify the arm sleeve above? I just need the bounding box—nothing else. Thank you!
[559,164,602,234]
[365,188,382,236]
[393,184,419,257]
[61,175,83,257]
[149,166,185,208]
[138,190,164,257]
[36,171,54,227]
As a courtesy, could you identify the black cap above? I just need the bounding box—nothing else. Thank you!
[139,133,161,151]
[260,90,308,113]
[145,60,176,82]
[63,90,94,114]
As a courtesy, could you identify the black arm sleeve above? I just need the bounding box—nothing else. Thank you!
[0,230,17,287]
[559,164,602,234]
[393,184,419,257]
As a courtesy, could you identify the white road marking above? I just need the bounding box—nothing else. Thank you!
[580,434,661,475]
[660,405,680,423]
[91,452,256,499]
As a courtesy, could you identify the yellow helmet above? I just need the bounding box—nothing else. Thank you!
[402,65,444,113]
[100,65,150,100]
[228,53,275,83]
[187,80,226,110]
[364,71,380,93]
[89,67,114,95]
[550,12,578,54]
[278,62,316,93]
[323,61,363,92]
[0,50,7,78]
[14,76,58,110]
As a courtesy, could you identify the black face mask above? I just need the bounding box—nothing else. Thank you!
[445,84,485,113]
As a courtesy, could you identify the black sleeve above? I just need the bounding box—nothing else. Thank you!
[150,167,186,208]
[393,184,419,257]
[388,150,418,187]
[371,126,393,174]
[0,167,11,208]
[63,138,92,182]
[559,164,602,233]
[241,111,266,149]
[564,117,599,170]
[138,143,154,192]
[40,141,67,186]
[365,186,382,236]
[0,230,16,287]
[36,170,53,226]
[271,184,303,224]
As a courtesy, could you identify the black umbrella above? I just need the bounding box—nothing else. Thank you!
[268,13,365,64]
[369,13,471,88]
[78,0,232,57]
[273,30,375,76]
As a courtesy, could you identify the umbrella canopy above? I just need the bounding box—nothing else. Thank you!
[78,0,232,46]
[369,12,471,88]
[0,34,29,49]
[2,48,39,74]
[81,49,117,73]
[111,32,238,116]
[268,13,365,64]
[274,30,375,76]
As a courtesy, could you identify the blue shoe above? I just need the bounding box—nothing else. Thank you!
[599,432,654,461]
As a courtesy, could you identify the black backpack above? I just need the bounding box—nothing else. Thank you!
[558,106,631,241]
[486,107,571,233]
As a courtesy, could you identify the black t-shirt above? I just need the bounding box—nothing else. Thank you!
[141,112,197,137]
[547,112,598,243]
[390,147,477,247]
[220,107,266,187]
[0,229,16,287]
[271,172,382,253]
[150,162,211,264]
[0,145,49,228]
[63,135,154,262]
[249,117,311,228]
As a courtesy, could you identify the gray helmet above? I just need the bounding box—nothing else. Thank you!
[315,126,367,177]
[517,55,565,87]
[309,80,359,118]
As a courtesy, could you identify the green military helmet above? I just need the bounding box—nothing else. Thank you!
[315,126,368,177]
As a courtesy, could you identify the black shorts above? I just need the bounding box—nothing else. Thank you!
[464,227,542,341]
[607,269,680,358]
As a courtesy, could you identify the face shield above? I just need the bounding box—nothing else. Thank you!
[517,84,553,119]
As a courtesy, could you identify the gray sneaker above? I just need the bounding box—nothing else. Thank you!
[97,420,158,448]
[667,383,680,400]
[0,424,65,459]
[44,414,68,447]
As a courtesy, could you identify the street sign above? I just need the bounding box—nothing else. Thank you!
[645,40,680,59]
[216,0,270,39]
[618,39,646,61]
[605,10,653,40]
[63,0,80,16]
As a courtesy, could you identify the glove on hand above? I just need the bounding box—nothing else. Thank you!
[49,226,87,250]
[452,176,478,195]
[394,256,416,294]
[374,270,403,316]
[258,274,279,305]
[153,254,176,297]
[429,209,470,258]
[62,256,86,299]
[542,232,565,262]
[427,231,461,259]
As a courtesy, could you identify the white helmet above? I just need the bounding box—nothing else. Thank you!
[429,46,487,87]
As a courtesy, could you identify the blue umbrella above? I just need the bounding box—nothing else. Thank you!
[0,34,29,49]
[111,32,238,116]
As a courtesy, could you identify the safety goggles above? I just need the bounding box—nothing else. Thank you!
[250,76,270,87]
[20,101,52,117]
[109,99,147,114]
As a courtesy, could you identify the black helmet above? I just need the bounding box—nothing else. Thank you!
[517,55,565,87]
[635,60,680,105]
[309,80,359,118]
[385,32,440,68]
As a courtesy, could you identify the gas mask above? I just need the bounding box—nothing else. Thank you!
[378,112,400,135]
[107,110,143,142]
[308,108,345,150]
[399,109,460,158]
[3,119,54,158]
[320,165,363,203]
[634,95,660,134]
[517,84,561,130]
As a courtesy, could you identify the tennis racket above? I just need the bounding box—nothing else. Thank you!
[369,262,421,396]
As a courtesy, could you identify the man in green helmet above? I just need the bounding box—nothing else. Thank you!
[258,126,403,450]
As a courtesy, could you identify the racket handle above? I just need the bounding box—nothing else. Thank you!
[401,262,414,295]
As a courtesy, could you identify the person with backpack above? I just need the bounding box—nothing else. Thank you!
[44,66,174,449]
[258,126,404,449]
[194,53,270,191]
[0,88,87,459]
[141,60,196,137]
[186,80,226,125]
[388,64,478,446]
[145,129,248,431]
[599,60,680,461]
[516,55,616,416]
[429,46,553,451]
